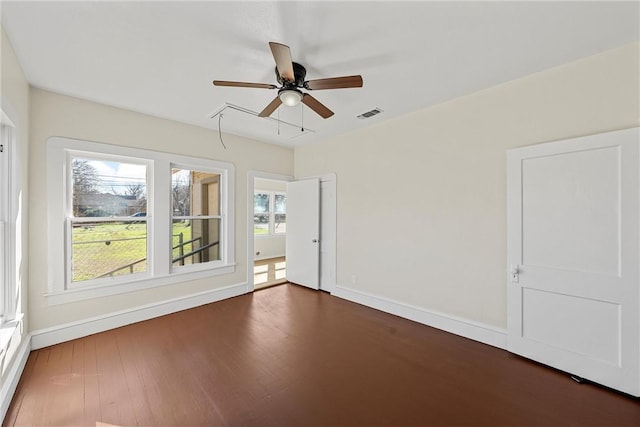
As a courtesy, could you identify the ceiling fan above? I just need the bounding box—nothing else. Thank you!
[213,42,363,119]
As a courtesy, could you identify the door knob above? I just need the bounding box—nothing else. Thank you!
[510,264,519,283]
[312,239,319,243]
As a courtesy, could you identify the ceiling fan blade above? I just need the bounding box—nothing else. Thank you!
[258,96,283,117]
[269,42,295,82]
[305,75,363,90]
[213,80,277,89]
[302,94,334,119]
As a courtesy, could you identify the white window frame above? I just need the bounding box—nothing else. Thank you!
[254,190,287,237]
[170,163,228,274]
[46,137,236,305]
[0,111,16,325]
[65,151,153,288]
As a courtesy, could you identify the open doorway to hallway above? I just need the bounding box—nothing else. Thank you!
[253,177,288,290]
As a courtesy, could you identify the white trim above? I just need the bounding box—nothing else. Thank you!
[45,264,236,306]
[33,281,248,349]
[333,284,507,349]
[1,333,31,424]
[0,108,19,325]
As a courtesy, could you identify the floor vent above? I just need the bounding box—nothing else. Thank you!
[357,108,383,119]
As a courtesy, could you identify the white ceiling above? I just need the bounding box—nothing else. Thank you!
[1,1,638,147]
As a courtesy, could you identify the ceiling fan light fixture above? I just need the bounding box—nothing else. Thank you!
[279,89,303,107]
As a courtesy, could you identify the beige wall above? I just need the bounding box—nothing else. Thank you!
[28,89,293,331]
[294,42,640,329]
[0,28,30,381]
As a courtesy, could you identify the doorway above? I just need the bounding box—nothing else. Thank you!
[247,172,336,293]
[249,174,291,290]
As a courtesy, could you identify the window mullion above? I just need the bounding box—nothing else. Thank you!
[154,158,171,276]
[269,192,276,235]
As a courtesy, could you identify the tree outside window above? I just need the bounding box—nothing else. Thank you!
[254,191,286,235]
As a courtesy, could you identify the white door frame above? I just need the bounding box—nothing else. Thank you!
[246,172,337,294]
[320,174,337,294]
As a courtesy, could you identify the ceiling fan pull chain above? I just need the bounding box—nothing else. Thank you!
[277,108,280,135]
[301,104,304,132]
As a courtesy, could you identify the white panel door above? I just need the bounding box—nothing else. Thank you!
[507,127,640,396]
[286,179,320,290]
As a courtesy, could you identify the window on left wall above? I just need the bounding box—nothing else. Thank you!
[46,137,236,305]
[0,114,15,325]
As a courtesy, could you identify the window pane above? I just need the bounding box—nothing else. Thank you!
[254,192,270,213]
[172,219,221,266]
[254,192,271,235]
[274,194,286,213]
[72,157,147,217]
[274,213,286,234]
[172,169,220,216]
[254,213,269,235]
[274,194,286,234]
[71,220,147,282]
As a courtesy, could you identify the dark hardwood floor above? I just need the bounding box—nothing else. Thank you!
[4,283,640,426]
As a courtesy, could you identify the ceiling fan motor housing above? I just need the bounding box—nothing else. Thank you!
[276,62,307,88]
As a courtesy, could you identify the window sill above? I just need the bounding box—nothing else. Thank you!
[254,234,286,239]
[45,264,236,306]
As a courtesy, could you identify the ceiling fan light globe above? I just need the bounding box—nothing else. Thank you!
[279,89,302,107]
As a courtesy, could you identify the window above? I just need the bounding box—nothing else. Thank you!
[171,168,222,268]
[69,156,148,283]
[254,191,286,236]
[0,122,10,323]
[47,137,235,304]
[0,110,17,326]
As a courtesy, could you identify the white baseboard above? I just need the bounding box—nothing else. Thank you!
[1,334,31,424]
[332,285,507,349]
[31,282,248,350]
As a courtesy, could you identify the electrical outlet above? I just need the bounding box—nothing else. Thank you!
[351,274,358,284]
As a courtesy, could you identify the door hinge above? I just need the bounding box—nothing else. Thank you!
[0,144,4,153]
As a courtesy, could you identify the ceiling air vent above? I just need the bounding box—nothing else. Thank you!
[357,108,383,119]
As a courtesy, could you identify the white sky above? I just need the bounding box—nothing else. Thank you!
[86,159,147,195]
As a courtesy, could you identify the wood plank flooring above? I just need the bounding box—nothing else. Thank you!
[4,283,640,426]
